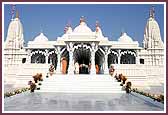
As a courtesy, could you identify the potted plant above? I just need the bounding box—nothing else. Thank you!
[28,81,36,92]
[125,81,132,93]
[46,73,49,78]
[49,64,55,76]
[120,75,127,86]
[117,74,122,82]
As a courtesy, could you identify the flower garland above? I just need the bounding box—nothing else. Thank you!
[4,87,30,98]
[132,88,164,104]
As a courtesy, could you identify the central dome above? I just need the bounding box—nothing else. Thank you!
[73,17,92,34]
[34,33,48,42]
[118,32,133,43]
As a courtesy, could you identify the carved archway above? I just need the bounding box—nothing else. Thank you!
[108,50,118,67]
[120,50,136,64]
[73,43,91,74]
[30,50,46,63]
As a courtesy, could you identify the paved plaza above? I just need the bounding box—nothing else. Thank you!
[4,91,163,111]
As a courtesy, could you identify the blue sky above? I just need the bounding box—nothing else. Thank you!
[4,4,164,45]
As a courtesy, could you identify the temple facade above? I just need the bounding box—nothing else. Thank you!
[4,7,164,88]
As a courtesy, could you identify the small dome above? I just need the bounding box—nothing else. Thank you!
[118,32,133,43]
[73,22,92,33]
[34,33,48,42]
[66,26,73,34]
[95,26,103,38]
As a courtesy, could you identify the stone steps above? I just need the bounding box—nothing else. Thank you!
[36,75,125,93]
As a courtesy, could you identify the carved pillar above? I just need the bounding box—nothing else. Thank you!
[90,42,97,74]
[27,49,31,63]
[136,50,140,64]
[68,42,74,75]
[45,49,48,64]
[56,46,61,74]
[104,47,109,74]
[118,49,121,64]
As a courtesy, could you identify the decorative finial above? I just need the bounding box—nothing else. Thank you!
[11,4,16,19]
[64,21,71,33]
[16,10,19,18]
[64,25,68,33]
[40,25,43,33]
[96,21,100,27]
[150,6,155,18]
[96,20,100,32]
[121,28,125,36]
[80,16,85,24]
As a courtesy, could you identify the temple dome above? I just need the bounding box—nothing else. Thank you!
[66,26,73,34]
[73,17,92,34]
[73,22,92,33]
[118,32,133,43]
[34,33,48,42]
[95,21,104,38]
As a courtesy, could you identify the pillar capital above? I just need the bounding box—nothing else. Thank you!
[67,42,74,52]
[45,49,49,64]
[105,46,108,52]
[91,42,98,52]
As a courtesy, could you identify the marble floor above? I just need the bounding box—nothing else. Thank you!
[4,92,164,111]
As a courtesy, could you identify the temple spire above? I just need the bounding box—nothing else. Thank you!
[150,6,155,18]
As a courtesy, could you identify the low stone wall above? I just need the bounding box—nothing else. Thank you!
[114,64,164,87]
[5,64,50,87]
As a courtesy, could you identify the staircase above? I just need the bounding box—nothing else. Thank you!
[36,74,125,93]
[15,64,50,87]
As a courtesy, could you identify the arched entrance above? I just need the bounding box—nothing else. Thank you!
[108,50,118,67]
[61,57,68,74]
[73,44,91,74]
[61,48,69,74]
[48,50,57,70]
[31,50,46,63]
[95,48,104,74]
[120,50,136,64]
